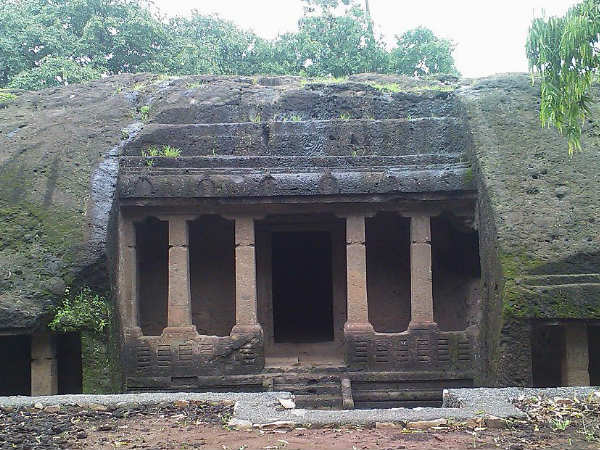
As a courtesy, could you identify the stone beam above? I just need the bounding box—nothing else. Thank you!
[344,215,373,332]
[31,333,57,396]
[562,323,590,386]
[409,215,436,329]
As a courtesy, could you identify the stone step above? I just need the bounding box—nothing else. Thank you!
[272,374,340,385]
[355,400,442,409]
[352,389,442,402]
[123,117,468,158]
[151,81,460,125]
[274,383,341,395]
[294,394,343,409]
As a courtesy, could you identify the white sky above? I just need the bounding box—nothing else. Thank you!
[153,0,579,78]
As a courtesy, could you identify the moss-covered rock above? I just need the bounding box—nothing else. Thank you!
[459,73,600,384]
[2,72,598,390]
[0,73,160,331]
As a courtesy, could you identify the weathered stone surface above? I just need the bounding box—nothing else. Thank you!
[2,71,599,394]
[406,418,448,429]
[125,118,467,157]
[458,73,600,385]
[31,333,57,396]
[345,215,369,326]
[562,323,590,386]
[147,73,462,125]
[0,73,157,331]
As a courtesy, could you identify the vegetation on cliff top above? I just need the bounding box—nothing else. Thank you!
[0,0,458,91]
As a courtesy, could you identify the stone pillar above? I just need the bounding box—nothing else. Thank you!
[562,323,590,386]
[231,216,262,335]
[166,217,194,330]
[31,333,57,396]
[344,215,373,332]
[118,216,140,335]
[409,215,436,329]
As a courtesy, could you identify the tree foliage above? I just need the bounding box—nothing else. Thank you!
[391,27,458,76]
[0,0,459,90]
[526,0,600,153]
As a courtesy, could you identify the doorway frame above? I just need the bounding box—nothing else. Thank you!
[255,216,347,364]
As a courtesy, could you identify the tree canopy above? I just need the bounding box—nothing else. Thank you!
[526,0,600,153]
[0,0,459,90]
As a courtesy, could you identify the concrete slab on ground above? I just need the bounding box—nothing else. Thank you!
[0,387,598,427]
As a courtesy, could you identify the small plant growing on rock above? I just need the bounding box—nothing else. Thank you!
[339,112,351,120]
[161,145,181,157]
[301,76,348,86]
[187,81,205,89]
[139,105,150,122]
[249,113,262,123]
[552,418,571,431]
[49,286,110,333]
[369,82,402,93]
[0,89,17,104]
[141,145,182,165]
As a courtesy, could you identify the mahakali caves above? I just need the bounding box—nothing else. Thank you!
[0,73,598,407]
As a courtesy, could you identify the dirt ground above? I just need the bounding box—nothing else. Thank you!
[2,399,600,450]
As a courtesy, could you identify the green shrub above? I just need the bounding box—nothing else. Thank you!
[139,105,151,122]
[8,56,101,91]
[142,145,182,159]
[49,286,110,333]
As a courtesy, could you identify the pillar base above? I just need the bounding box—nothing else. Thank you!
[344,322,375,334]
[124,326,143,339]
[408,321,438,331]
[161,326,198,339]
[231,324,263,337]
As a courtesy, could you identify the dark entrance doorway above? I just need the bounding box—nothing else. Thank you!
[0,335,31,395]
[272,231,334,343]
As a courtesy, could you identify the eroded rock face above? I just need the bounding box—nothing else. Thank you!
[0,73,156,330]
[1,72,598,388]
[458,73,600,385]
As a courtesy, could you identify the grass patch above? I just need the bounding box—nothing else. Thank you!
[0,89,17,103]
[367,81,456,94]
[301,76,348,86]
[282,114,303,122]
[142,145,182,165]
[249,113,262,123]
[139,105,150,122]
[187,81,205,89]
[369,82,403,93]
